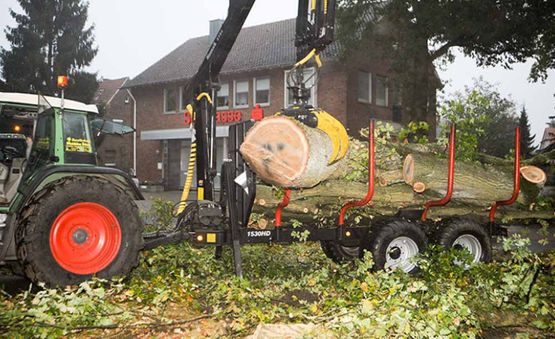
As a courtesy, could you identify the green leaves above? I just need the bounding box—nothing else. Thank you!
[439,80,518,161]
[1,205,554,338]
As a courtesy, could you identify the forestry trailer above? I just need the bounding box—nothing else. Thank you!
[0,0,521,286]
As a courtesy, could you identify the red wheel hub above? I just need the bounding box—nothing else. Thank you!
[50,202,121,275]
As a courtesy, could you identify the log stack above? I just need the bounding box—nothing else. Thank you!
[248,137,551,225]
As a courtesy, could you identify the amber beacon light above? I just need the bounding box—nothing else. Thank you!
[57,75,69,89]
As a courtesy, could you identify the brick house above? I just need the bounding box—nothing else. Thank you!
[126,18,429,190]
[93,77,135,173]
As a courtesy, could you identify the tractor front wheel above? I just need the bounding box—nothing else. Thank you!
[15,176,143,286]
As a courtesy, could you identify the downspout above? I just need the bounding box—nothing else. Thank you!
[126,88,137,172]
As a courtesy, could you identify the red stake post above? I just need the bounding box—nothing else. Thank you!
[488,127,521,222]
[338,120,375,225]
[421,124,456,221]
[274,189,291,227]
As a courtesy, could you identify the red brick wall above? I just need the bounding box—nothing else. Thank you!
[345,58,396,136]
[131,64,352,183]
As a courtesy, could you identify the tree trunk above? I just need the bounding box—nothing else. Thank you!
[401,153,517,204]
[240,116,345,188]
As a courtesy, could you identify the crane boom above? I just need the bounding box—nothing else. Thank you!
[183,0,337,203]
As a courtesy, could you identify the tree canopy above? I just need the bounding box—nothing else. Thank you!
[439,79,518,160]
[0,0,98,102]
[337,0,555,125]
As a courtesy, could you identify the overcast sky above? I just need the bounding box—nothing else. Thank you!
[1,0,553,145]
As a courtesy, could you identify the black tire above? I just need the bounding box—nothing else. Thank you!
[15,176,144,286]
[436,219,492,263]
[366,220,427,274]
[320,241,360,263]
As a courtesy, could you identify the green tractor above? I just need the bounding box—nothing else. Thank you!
[0,91,144,286]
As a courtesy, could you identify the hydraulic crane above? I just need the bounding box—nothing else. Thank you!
[144,0,516,278]
[180,0,338,205]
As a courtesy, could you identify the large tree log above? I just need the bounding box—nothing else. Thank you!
[240,116,345,188]
[401,152,518,203]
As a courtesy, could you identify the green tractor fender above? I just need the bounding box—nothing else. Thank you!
[17,165,144,212]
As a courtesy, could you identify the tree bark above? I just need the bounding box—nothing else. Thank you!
[240,116,344,188]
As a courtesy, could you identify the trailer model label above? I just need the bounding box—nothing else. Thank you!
[247,231,271,237]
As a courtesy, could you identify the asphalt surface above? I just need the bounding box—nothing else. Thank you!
[1,192,553,295]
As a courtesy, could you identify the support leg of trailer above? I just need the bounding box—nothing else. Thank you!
[223,161,244,277]
[232,240,243,277]
[214,246,223,259]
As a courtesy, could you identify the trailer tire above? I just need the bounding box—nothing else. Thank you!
[437,219,492,264]
[320,241,360,263]
[366,220,427,274]
[15,176,144,286]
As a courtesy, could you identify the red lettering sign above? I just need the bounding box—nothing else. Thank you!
[183,111,192,125]
[216,111,243,124]
[182,110,242,125]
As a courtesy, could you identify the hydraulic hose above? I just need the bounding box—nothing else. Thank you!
[176,92,212,215]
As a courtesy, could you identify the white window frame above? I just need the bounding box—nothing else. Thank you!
[216,82,230,109]
[283,68,317,107]
[375,75,389,107]
[253,76,270,107]
[178,86,188,111]
[357,71,372,104]
[163,88,177,114]
[233,79,249,108]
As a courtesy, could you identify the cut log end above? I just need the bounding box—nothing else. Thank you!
[413,181,426,193]
[520,165,547,185]
[240,115,345,188]
[240,116,309,187]
[403,154,414,184]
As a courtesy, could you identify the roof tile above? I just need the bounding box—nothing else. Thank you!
[126,18,340,88]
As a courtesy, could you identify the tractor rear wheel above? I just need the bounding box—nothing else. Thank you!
[15,176,143,286]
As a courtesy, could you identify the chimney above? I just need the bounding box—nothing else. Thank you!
[209,19,224,43]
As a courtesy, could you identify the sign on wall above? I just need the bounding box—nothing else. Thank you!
[183,110,243,126]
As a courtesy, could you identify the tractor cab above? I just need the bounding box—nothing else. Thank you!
[0,92,99,205]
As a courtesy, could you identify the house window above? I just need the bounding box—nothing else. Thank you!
[234,80,249,108]
[357,71,372,103]
[254,77,270,106]
[164,88,177,113]
[179,86,187,111]
[217,83,229,109]
[284,68,317,106]
[375,75,388,107]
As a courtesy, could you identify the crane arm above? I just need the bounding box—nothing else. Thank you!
[182,0,337,203]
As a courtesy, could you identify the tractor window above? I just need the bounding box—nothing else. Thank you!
[63,112,96,164]
[31,109,55,164]
[63,113,93,153]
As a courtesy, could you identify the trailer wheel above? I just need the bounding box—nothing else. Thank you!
[366,220,427,273]
[15,176,144,286]
[437,219,491,264]
[320,241,360,263]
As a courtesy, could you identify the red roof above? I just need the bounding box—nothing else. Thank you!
[93,78,128,105]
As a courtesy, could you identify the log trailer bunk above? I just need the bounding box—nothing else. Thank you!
[144,0,522,277]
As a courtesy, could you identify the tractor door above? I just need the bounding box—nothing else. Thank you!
[62,111,96,165]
